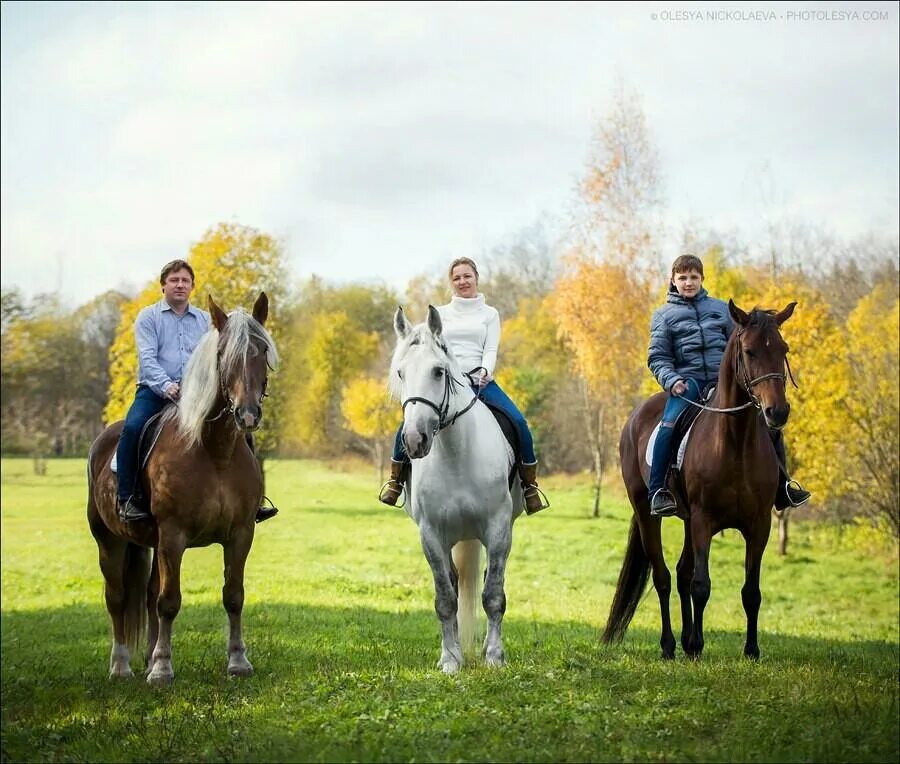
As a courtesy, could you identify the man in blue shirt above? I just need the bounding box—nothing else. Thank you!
[116,260,278,524]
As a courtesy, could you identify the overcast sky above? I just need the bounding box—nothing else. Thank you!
[2,0,897,307]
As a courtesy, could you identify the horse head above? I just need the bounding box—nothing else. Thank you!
[390,305,458,459]
[728,299,796,429]
[209,292,274,433]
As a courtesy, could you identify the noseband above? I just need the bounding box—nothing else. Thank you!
[401,367,479,433]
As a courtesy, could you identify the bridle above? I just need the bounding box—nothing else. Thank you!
[677,327,798,415]
[400,366,479,434]
[205,349,272,424]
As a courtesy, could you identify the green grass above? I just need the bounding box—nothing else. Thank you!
[2,457,897,763]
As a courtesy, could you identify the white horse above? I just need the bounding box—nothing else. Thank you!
[389,305,524,674]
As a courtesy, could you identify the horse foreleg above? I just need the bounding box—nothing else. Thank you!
[147,532,186,686]
[686,515,713,659]
[223,529,255,677]
[741,523,770,660]
[675,519,694,654]
[99,541,133,679]
[420,527,462,674]
[482,527,512,668]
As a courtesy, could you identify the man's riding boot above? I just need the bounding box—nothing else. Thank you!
[379,459,408,506]
[118,496,151,523]
[519,461,550,515]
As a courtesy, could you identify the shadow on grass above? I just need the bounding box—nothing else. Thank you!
[2,602,898,763]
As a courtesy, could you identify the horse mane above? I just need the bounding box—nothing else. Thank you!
[163,309,279,448]
[388,323,461,400]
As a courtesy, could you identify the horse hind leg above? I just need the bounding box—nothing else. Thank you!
[223,530,255,677]
[420,527,462,674]
[633,506,677,660]
[98,539,134,679]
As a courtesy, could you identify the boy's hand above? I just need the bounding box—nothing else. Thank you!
[671,380,687,396]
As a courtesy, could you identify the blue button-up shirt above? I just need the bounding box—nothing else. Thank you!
[135,298,211,398]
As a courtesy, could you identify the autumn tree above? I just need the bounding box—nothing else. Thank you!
[556,80,663,513]
[341,376,399,482]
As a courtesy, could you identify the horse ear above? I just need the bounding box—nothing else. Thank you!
[775,301,797,326]
[394,306,410,339]
[728,299,749,326]
[252,292,269,326]
[427,305,443,337]
[208,294,228,331]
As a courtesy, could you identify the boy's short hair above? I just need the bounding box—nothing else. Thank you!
[159,259,195,285]
[671,254,704,277]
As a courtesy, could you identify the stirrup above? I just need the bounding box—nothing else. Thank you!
[785,480,810,507]
[378,479,406,508]
[523,485,550,514]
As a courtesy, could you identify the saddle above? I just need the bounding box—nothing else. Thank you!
[481,400,520,489]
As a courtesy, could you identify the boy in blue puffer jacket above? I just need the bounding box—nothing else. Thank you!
[646,253,810,517]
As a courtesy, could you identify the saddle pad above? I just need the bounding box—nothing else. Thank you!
[645,421,696,470]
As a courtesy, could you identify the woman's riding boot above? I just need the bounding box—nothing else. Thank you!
[519,461,550,514]
[379,459,408,506]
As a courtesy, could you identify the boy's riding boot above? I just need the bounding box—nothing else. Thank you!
[775,476,811,510]
[379,459,408,506]
[519,461,550,515]
[650,488,678,518]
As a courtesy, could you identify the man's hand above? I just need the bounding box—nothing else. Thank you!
[165,382,181,401]
[671,380,687,396]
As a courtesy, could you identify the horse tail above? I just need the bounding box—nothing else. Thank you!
[602,517,650,643]
[122,543,151,658]
[452,539,482,654]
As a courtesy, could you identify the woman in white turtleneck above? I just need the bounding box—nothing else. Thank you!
[379,257,549,514]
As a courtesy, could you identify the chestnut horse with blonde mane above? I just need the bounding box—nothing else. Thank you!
[604,300,797,660]
[87,293,278,684]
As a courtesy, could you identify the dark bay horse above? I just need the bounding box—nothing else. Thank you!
[87,293,278,684]
[604,300,797,660]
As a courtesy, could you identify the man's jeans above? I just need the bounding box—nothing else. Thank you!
[391,380,537,464]
[116,385,169,502]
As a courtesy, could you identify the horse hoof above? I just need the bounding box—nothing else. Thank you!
[108,666,134,679]
[228,663,254,678]
[146,669,174,686]
[483,648,506,667]
[743,648,760,661]
[661,650,676,661]
[438,658,461,675]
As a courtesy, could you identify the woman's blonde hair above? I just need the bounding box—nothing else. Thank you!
[448,257,479,282]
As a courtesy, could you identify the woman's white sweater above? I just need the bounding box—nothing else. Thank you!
[437,294,501,376]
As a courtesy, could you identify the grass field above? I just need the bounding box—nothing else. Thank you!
[1,457,898,763]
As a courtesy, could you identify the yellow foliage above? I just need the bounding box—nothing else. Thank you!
[281,311,379,451]
[341,377,399,440]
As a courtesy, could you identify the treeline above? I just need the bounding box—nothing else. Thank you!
[2,85,897,537]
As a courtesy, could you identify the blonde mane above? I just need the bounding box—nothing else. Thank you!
[162,309,279,448]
